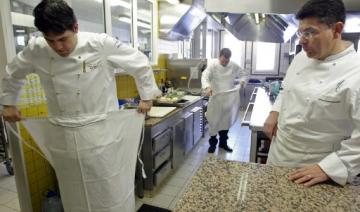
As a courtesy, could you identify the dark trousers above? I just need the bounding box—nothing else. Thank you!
[209,130,229,147]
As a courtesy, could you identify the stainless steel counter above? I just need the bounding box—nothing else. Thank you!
[249,87,272,131]
[247,87,273,162]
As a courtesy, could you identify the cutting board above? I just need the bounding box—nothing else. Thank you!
[182,95,200,102]
[148,106,177,118]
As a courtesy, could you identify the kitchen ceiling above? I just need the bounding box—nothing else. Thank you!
[205,0,360,43]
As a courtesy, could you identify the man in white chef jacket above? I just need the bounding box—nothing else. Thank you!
[264,0,360,187]
[0,0,160,211]
[202,48,249,153]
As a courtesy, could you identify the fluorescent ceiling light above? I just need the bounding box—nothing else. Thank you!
[16,29,25,33]
[94,0,131,9]
[165,0,179,5]
[261,13,266,18]
[118,17,150,29]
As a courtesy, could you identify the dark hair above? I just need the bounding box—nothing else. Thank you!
[296,0,346,26]
[33,0,77,34]
[219,48,232,59]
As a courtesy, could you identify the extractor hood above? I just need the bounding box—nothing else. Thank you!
[206,0,360,43]
[211,13,298,43]
[159,0,207,40]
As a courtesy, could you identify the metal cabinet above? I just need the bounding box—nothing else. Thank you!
[153,129,171,154]
[140,98,204,192]
[172,119,185,169]
[183,112,194,155]
[192,107,203,146]
[143,116,178,190]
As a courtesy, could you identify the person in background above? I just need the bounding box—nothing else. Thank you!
[264,0,360,187]
[0,0,160,211]
[202,48,249,153]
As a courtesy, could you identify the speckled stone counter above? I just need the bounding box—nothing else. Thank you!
[174,157,360,212]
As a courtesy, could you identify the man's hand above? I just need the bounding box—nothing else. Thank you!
[2,105,22,122]
[263,111,279,139]
[288,164,330,187]
[204,87,212,97]
[137,100,152,114]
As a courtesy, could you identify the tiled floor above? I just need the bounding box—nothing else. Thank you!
[0,164,20,211]
[135,112,251,210]
[0,112,250,212]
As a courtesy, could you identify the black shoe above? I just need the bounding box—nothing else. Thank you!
[219,145,233,152]
[208,146,216,153]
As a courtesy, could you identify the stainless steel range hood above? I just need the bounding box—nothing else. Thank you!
[205,0,360,14]
[160,0,360,43]
[211,13,297,43]
[159,0,207,40]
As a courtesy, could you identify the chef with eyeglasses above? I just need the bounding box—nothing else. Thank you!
[264,0,360,187]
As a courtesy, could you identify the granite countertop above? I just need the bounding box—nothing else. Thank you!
[174,157,360,212]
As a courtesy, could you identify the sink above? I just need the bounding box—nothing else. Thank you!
[154,99,189,107]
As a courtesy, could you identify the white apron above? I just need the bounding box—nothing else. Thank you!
[22,110,144,212]
[267,127,342,168]
[205,86,241,136]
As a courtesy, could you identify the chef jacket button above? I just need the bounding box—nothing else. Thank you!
[78,56,81,59]
[55,92,60,95]
[319,80,323,84]
[333,63,336,66]
[50,57,54,60]
[306,97,310,102]
[296,72,300,75]
[297,115,301,119]
[77,91,80,95]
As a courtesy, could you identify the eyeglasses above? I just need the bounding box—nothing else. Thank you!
[295,29,320,40]
[296,24,334,40]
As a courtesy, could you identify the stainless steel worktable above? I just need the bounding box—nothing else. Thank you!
[174,157,360,211]
[248,87,272,162]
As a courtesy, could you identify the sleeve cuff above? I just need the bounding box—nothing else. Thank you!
[202,83,210,90]
[318,152,348,186]
[138,87,161,100]
[271,93,282,112]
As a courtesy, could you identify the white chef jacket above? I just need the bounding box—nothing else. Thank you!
[267,44,360,185]
[0,32,160,126]
[201,59,249,95]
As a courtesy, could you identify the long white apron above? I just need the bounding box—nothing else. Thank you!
[267,127,342,168]
[205,86,241,136]
[22,110,144,212]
